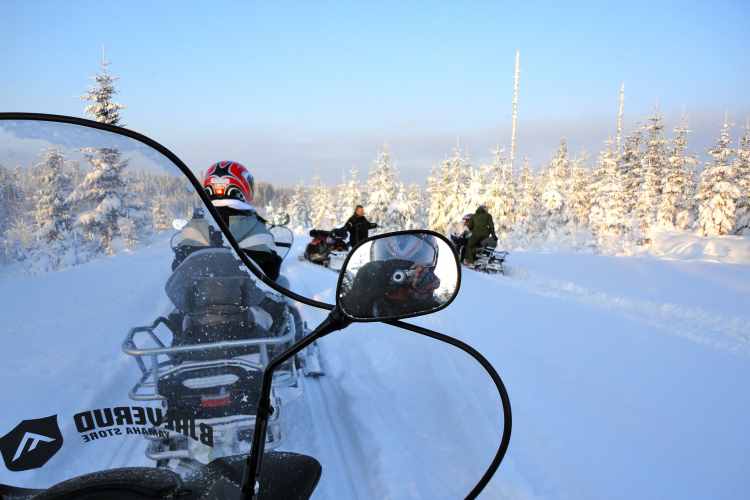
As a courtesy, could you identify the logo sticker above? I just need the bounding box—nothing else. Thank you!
[0,415,63,472]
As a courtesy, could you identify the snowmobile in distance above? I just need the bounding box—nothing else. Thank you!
[0,113,510,500]
[451,231,509,275]
[302,227,350,271]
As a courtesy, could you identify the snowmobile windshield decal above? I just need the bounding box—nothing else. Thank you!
[0,416,63,472]
[73,407,213,447]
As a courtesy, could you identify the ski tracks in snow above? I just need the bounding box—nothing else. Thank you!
[492,267,750,357]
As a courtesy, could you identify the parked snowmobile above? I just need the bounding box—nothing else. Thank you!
[0,114,510,500]
[302,227,350,271]
[451,232,508,274]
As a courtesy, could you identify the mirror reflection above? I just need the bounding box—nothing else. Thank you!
[338,232,459,320]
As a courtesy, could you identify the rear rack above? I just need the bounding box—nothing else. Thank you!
[123,317,296,401]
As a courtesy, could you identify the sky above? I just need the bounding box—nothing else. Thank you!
[2,1,748,185]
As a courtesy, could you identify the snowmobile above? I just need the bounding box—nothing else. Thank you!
[302,227,350,271]
[0,113,511,500]
[450,232,509,274]
[122,210,322,473]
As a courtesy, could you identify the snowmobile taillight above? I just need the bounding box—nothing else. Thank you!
[201,393,232,408]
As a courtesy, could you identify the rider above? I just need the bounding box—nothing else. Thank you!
[173,161,282,280]
[344,205,378,248]
[465,205,497,266]
[341,233,442,318]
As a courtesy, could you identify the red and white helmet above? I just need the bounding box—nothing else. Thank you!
[203,161,255,203]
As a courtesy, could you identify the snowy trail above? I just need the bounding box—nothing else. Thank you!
[496,266,750,356]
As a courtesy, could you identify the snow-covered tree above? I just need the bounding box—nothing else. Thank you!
[68,148,129,255]
[697,119,740,236]
[590,140,627,247]
[68,54,130,255]
[365,148,401,230]
[428,146,471,234]
[510,158,541,245]
[30,148,77,269]
[287,183,312,232]
[117,217,138,250]
[619,128,643,217]
[538,139,573,240]
[390,183,424,230]
[634,113,668,237]
[733,123,750,234]
[82,55,125,126]
[337,168,363,223]
[309,177,335,229]
[569,152,592,228]
[33,149,72,241]
[658,121,698,229]
[151,196,172,232]
[463,165,487,213]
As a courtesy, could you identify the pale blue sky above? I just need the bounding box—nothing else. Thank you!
[2,1,748,184]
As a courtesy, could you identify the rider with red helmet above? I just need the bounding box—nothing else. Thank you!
[202,161,282,280]
[173,161,282,280]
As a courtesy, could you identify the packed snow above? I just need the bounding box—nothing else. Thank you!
[1,233,748,499]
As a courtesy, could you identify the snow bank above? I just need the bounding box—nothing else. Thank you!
[646,230,750,264]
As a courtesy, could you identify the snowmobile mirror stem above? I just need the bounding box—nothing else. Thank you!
[241,309,352,500]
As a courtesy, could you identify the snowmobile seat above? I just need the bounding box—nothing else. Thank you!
[165,248,277,363]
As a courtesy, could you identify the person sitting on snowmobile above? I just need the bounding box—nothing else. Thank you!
[172,161,283,280]
[341,233,441,318]
[450,213,473,262]
[344,205,378,248]
[465,205,497,266]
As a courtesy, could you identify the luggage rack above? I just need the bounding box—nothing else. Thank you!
[123,316,297,402]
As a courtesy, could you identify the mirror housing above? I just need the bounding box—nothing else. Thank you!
[336,230,461,322]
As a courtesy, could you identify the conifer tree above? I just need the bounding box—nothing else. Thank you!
[82,54,125,127]
[365,148,401,230]
[590,140,627,245]
[697,119,740,236]
[72,55,129,254]
[733,123,750,234]
[658,121,697,229]
[337,168,362,223]
[309,176,334,229]
[635,113,668,237]
[287,183,312,232]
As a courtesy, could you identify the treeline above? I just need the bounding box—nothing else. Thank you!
[271,113,750,253]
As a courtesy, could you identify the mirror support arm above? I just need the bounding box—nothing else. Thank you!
[241,309,351,499]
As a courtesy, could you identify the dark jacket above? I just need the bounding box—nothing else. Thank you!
[344,214,377,248]
[341,259,440,319]
[467,206,496,239]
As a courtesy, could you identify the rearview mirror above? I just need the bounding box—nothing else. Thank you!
[336,230,460,321]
